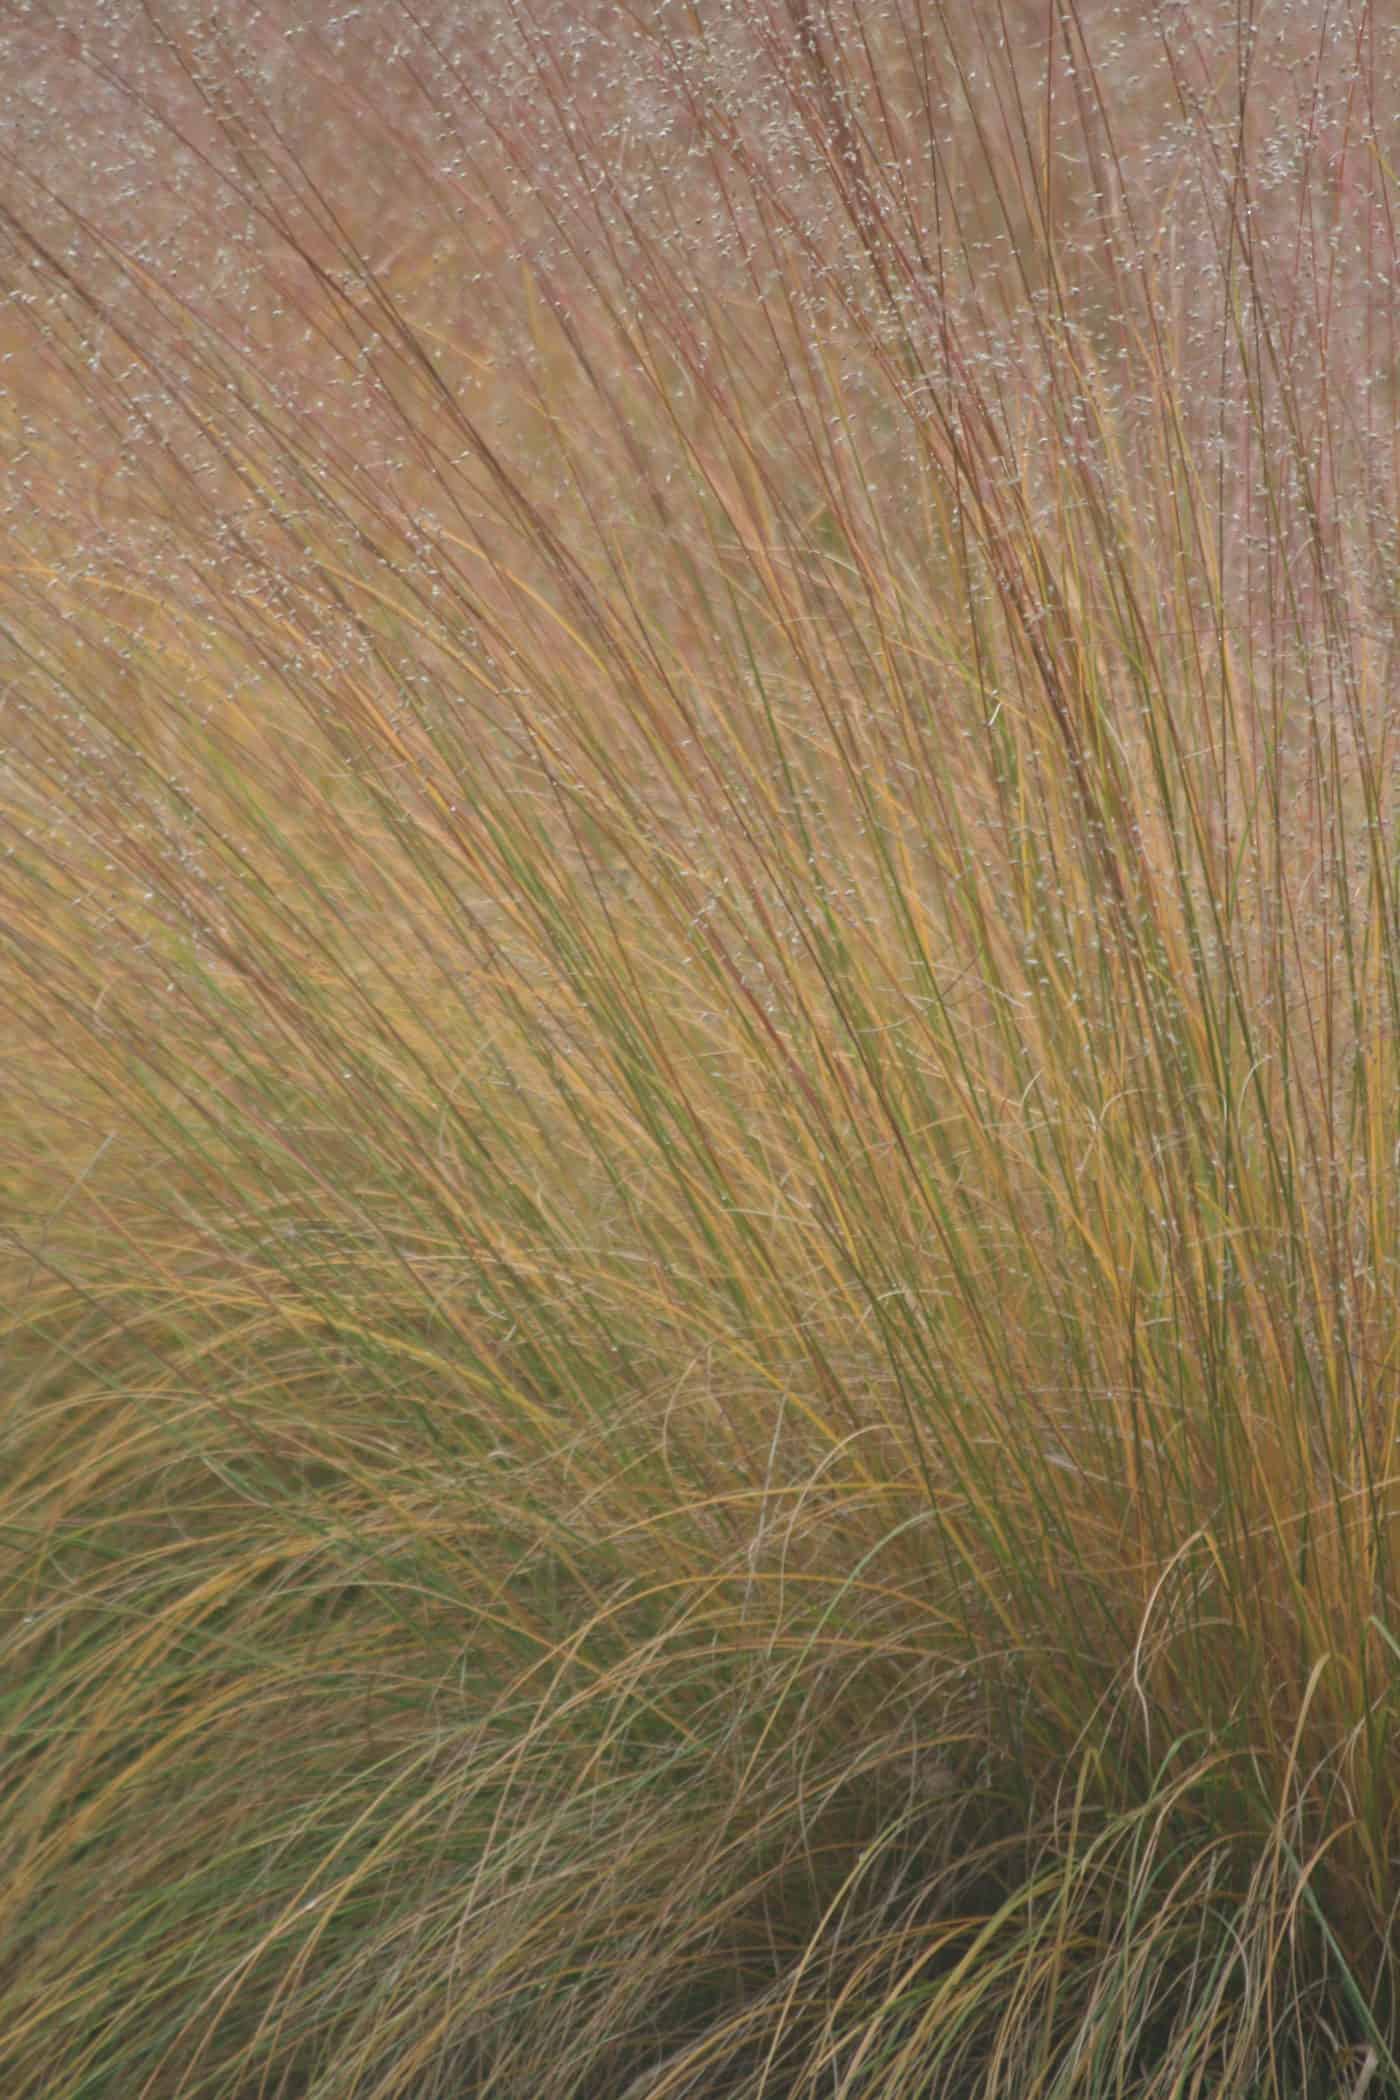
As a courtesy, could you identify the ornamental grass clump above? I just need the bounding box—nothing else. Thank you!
[1,2,1397,2094]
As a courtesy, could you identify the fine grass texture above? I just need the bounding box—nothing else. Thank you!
[2,2,1398,2094]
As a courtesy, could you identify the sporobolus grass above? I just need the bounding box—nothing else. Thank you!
[1,2,1397,2094]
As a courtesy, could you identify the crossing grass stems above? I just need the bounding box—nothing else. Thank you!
[1,1,1398,2094]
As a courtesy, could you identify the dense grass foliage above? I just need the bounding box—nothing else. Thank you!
[2,2,1398,2093]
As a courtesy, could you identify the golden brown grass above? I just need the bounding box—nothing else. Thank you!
[2,2,1397,2093]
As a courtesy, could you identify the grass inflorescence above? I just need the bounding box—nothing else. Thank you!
[2,2,1398,2094]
